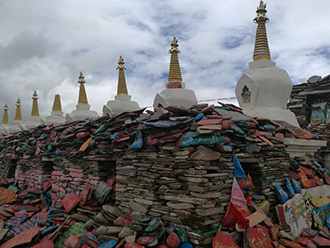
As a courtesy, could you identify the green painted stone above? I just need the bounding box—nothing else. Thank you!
[190,133,227,145]
[145,218,160,233]
[176,230,187,243]
[53,222,84,248]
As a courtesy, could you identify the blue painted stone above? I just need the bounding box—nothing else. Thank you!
[41,225,57,235]
[166,223,176,234]
[274,185,289,203]
[178,243,193,248]
[291,178,302,194]
[285,178,295,198]
[99,239,118,248]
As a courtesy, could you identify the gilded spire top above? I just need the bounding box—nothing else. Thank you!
[32,90,38,100]
[78,71,85,84]
[117,55,126,70]
[16,98,21,107]
[169,36,180,54]
[3,103,8,111]
[254,0,269,23]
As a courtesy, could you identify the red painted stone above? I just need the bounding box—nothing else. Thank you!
[212,231,239,248]
[0,187,15,204]
[312,237,330,246]
[248,225,272,248]
[166,233,180,248]
[114,217,130,226]
[0,226,40,248]
[32,240,54,248]
[114,239,125,248]
[314,175,323,186]
[124,242,144,248]
[65,236,81,248]
[136,236,155,245]
[196,119,222,126]
[324,171,330,185]
[61,193,81,212]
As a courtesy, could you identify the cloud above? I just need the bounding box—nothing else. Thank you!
[0,0,330,123]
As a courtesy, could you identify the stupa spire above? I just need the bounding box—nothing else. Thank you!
[31,90,40,117]
[116,56,128,95]
[168,36,182,82]
[14,98,22,121]
[78,72,88,105]
[253,1,271,61]
[2,104,9,124]
[52,94,62,111]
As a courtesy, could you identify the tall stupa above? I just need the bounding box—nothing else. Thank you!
[103,56,140,116]
[235,1,299,127]
[66,72,98,121]
[23,91,46,129]
[153,37,197,109]
[45,94,66,125]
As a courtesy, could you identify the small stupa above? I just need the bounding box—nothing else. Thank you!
[103,56,140,116]
[235,1,299,127]
[45,94,66,125]
[0,104,10,134]
[12,98,24,130]
[153,37,197,109]
[66,72,98,121]
[23,90,46,130]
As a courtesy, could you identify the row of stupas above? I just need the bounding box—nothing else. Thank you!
[0,1,299,135]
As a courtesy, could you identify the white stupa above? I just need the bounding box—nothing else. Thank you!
[103,56,140,116]
[235,1,299,127]
[0,104,18,134]
[23,91,46,130]
[45,94,66,125]
[66,72,98,121]
[153,37,197,109]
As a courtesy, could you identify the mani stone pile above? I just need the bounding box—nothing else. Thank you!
[0,103,293,240]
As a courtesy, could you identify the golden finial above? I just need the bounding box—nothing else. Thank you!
[78,71,85,84]
[31,90,40,116]
[77,72,89,105]
[254,0,269,23]
[116,56,128,95]
[117,56,126,70]
[52,94,62,111]
[2,103,9,124]
[169,36,180,54]
[32,90,38,100]
[14,98,22,121]
[168,36,183,82]
[253,1,271,61]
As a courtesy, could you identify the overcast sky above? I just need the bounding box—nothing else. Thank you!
[1,1,330,122]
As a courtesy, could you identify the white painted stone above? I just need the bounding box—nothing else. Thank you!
[284,137,326,157]
[236,59,299,127]
[45,111,66,125]
[153,82,197,109]
[66,104,98,121]
[103,94,140,116]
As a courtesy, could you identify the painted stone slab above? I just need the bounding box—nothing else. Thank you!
[12,205,39,212]
[274,185,289,203]
[190,133,227,145]
[195,119,222,126]
[311,202,330,226]
[285,178,295,198]
[32,240,54,248]
[53,222,84,248]
[8,215,39,236]
[166,233,180,248]
[145,218,160,232]
[248,225,272,248]
[115,239,125,248]
[5,213,28,226]
[136,236,154,245]
[276,194,311,236]
[292,179,302,194]
[61,193,81,212]
[0,187,15,203]
[99,239,118,248]
[178,244,193,248]
[312,237,330,246]
[212,231,239,248]
[124,242,144,248]
[0,226,40,248]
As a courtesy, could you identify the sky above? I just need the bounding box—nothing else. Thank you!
[1,0,330,123]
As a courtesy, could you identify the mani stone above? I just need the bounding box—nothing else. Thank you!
[188,146,220,161]
[166,202,194,210]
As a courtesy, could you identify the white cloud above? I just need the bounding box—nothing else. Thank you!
[0,0,329,122]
